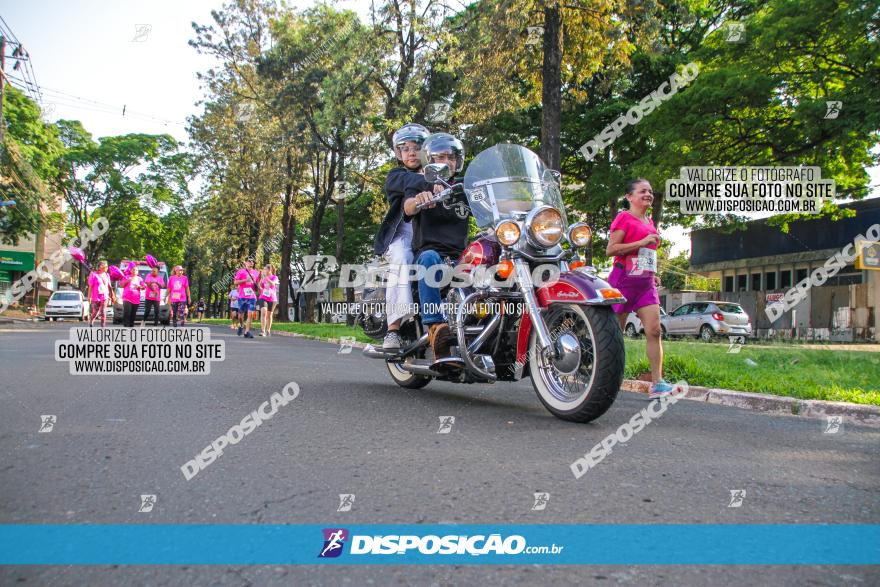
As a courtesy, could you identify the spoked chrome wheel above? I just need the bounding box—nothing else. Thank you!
[528,304,624,423]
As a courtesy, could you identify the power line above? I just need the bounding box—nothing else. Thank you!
[0,16,43,105]
[6,74,186,127]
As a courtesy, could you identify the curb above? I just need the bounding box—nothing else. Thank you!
[261,329,371,349]
[621,379,880,427]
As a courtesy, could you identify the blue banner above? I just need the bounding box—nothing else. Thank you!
[1,524,877,565]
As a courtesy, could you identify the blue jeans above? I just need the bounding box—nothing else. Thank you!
[416,249,447,326]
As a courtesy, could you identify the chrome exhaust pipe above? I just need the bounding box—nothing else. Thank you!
[399,363,441,377]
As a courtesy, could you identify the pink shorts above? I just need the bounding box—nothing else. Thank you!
[608,266,660,315]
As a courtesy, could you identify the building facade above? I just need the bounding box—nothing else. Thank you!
[689,198,880,341]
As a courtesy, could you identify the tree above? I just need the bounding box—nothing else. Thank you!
[0,86,64,245]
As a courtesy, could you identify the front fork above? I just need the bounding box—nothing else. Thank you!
[513,258,553,359]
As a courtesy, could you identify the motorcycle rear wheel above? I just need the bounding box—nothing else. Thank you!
[386,359,431,389]
[529,304,624,423]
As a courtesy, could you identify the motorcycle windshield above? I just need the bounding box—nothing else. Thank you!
[463,144,566,229]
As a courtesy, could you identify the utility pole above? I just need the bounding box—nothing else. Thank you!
[1,35,6,145]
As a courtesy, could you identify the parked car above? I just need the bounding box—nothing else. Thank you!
[662,301,752,341]
[44,290,88,321]
[624,307,667,337]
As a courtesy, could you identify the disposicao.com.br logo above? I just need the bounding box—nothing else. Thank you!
[318,529,563,558]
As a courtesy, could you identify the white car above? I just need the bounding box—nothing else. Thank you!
[45,290,89,321]
[624,307,667,337]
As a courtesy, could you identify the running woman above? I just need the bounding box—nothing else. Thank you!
[196,297,206,322]
[606,179,672,398]
[119,265,146,328]
[233,257,260,339]
[229,286,239,329]
[87,260,115,327]
[143,265,164,326]
[165,265,192,327]
[258,264,279,337]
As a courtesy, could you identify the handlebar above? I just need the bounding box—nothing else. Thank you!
[415,183,463,210]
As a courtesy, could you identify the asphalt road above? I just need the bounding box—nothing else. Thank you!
[1,321,878,586]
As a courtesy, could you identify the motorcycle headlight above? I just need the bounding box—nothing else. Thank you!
[526,206,564,248]
[567,223,592,248]
[495,220,521,246]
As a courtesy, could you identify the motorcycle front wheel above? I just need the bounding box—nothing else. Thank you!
[529,304,624,423]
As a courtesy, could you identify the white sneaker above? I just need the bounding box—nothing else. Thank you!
[383,331,401,352]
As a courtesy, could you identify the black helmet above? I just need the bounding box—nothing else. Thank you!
[392,123,430,161]
[419,133,465,173]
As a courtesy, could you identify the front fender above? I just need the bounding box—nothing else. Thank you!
[514,270,626,377]
[535,270,625,307]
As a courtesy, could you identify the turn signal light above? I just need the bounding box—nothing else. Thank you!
[496,259,514,279]
[570,260,586,270]
[599,288,623,299]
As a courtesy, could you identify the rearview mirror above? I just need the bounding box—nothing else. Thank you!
[424,163,451,183]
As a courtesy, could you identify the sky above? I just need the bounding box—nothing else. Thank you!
[2,1,875,259]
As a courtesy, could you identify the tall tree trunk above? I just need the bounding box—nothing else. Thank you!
[540,3,562,171]
[278,147,296,322]
[651,191,664,228]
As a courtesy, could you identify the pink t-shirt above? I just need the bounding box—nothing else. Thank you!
[609,211,659,273]
[144,274,164,301]
[236,268,260,299]
[258,274,279,302]
[167,275,189,303]
[121,275,145,304]
[88,271,111,302]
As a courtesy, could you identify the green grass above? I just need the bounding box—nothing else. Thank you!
[624,338,880,406]
[200,319,880,405]
[200,318,372,343]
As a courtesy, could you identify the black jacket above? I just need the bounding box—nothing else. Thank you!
[373,167,433,256]
[407,188,471,259]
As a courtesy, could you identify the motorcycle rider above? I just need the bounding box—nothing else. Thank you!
[402,132,469,360]
[373,123,433,352]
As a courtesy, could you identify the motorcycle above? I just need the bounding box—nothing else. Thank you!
[356,144,626,422]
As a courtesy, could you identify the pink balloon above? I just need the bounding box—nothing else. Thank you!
[68,246,86,264]
[124,262,136,276]
[145,254,158,268]
[108,266,125,281]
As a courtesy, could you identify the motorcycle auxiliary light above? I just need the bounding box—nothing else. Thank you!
[495,220,521,246]
[567,222,592,248]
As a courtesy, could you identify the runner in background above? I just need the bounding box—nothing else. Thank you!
[258,264,279,337]
[196,297,206,322]
[119,263,146,328]
[87,260,115,327]
[606,178,671,399]
[142,265,164,326]
[233,257,260,339]
[229,286,239,330]
[165,265,192,327]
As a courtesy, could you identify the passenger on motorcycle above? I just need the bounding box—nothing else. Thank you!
[402,132,470,360]
[373,123,432,352]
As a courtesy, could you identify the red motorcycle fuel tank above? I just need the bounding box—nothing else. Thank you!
[457,236,500,271]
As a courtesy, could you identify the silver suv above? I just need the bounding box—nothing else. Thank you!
[662,301,752,341]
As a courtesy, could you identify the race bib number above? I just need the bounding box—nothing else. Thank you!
[633,247,658,273]
[243,287,255,297]
[173,282,182,290]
